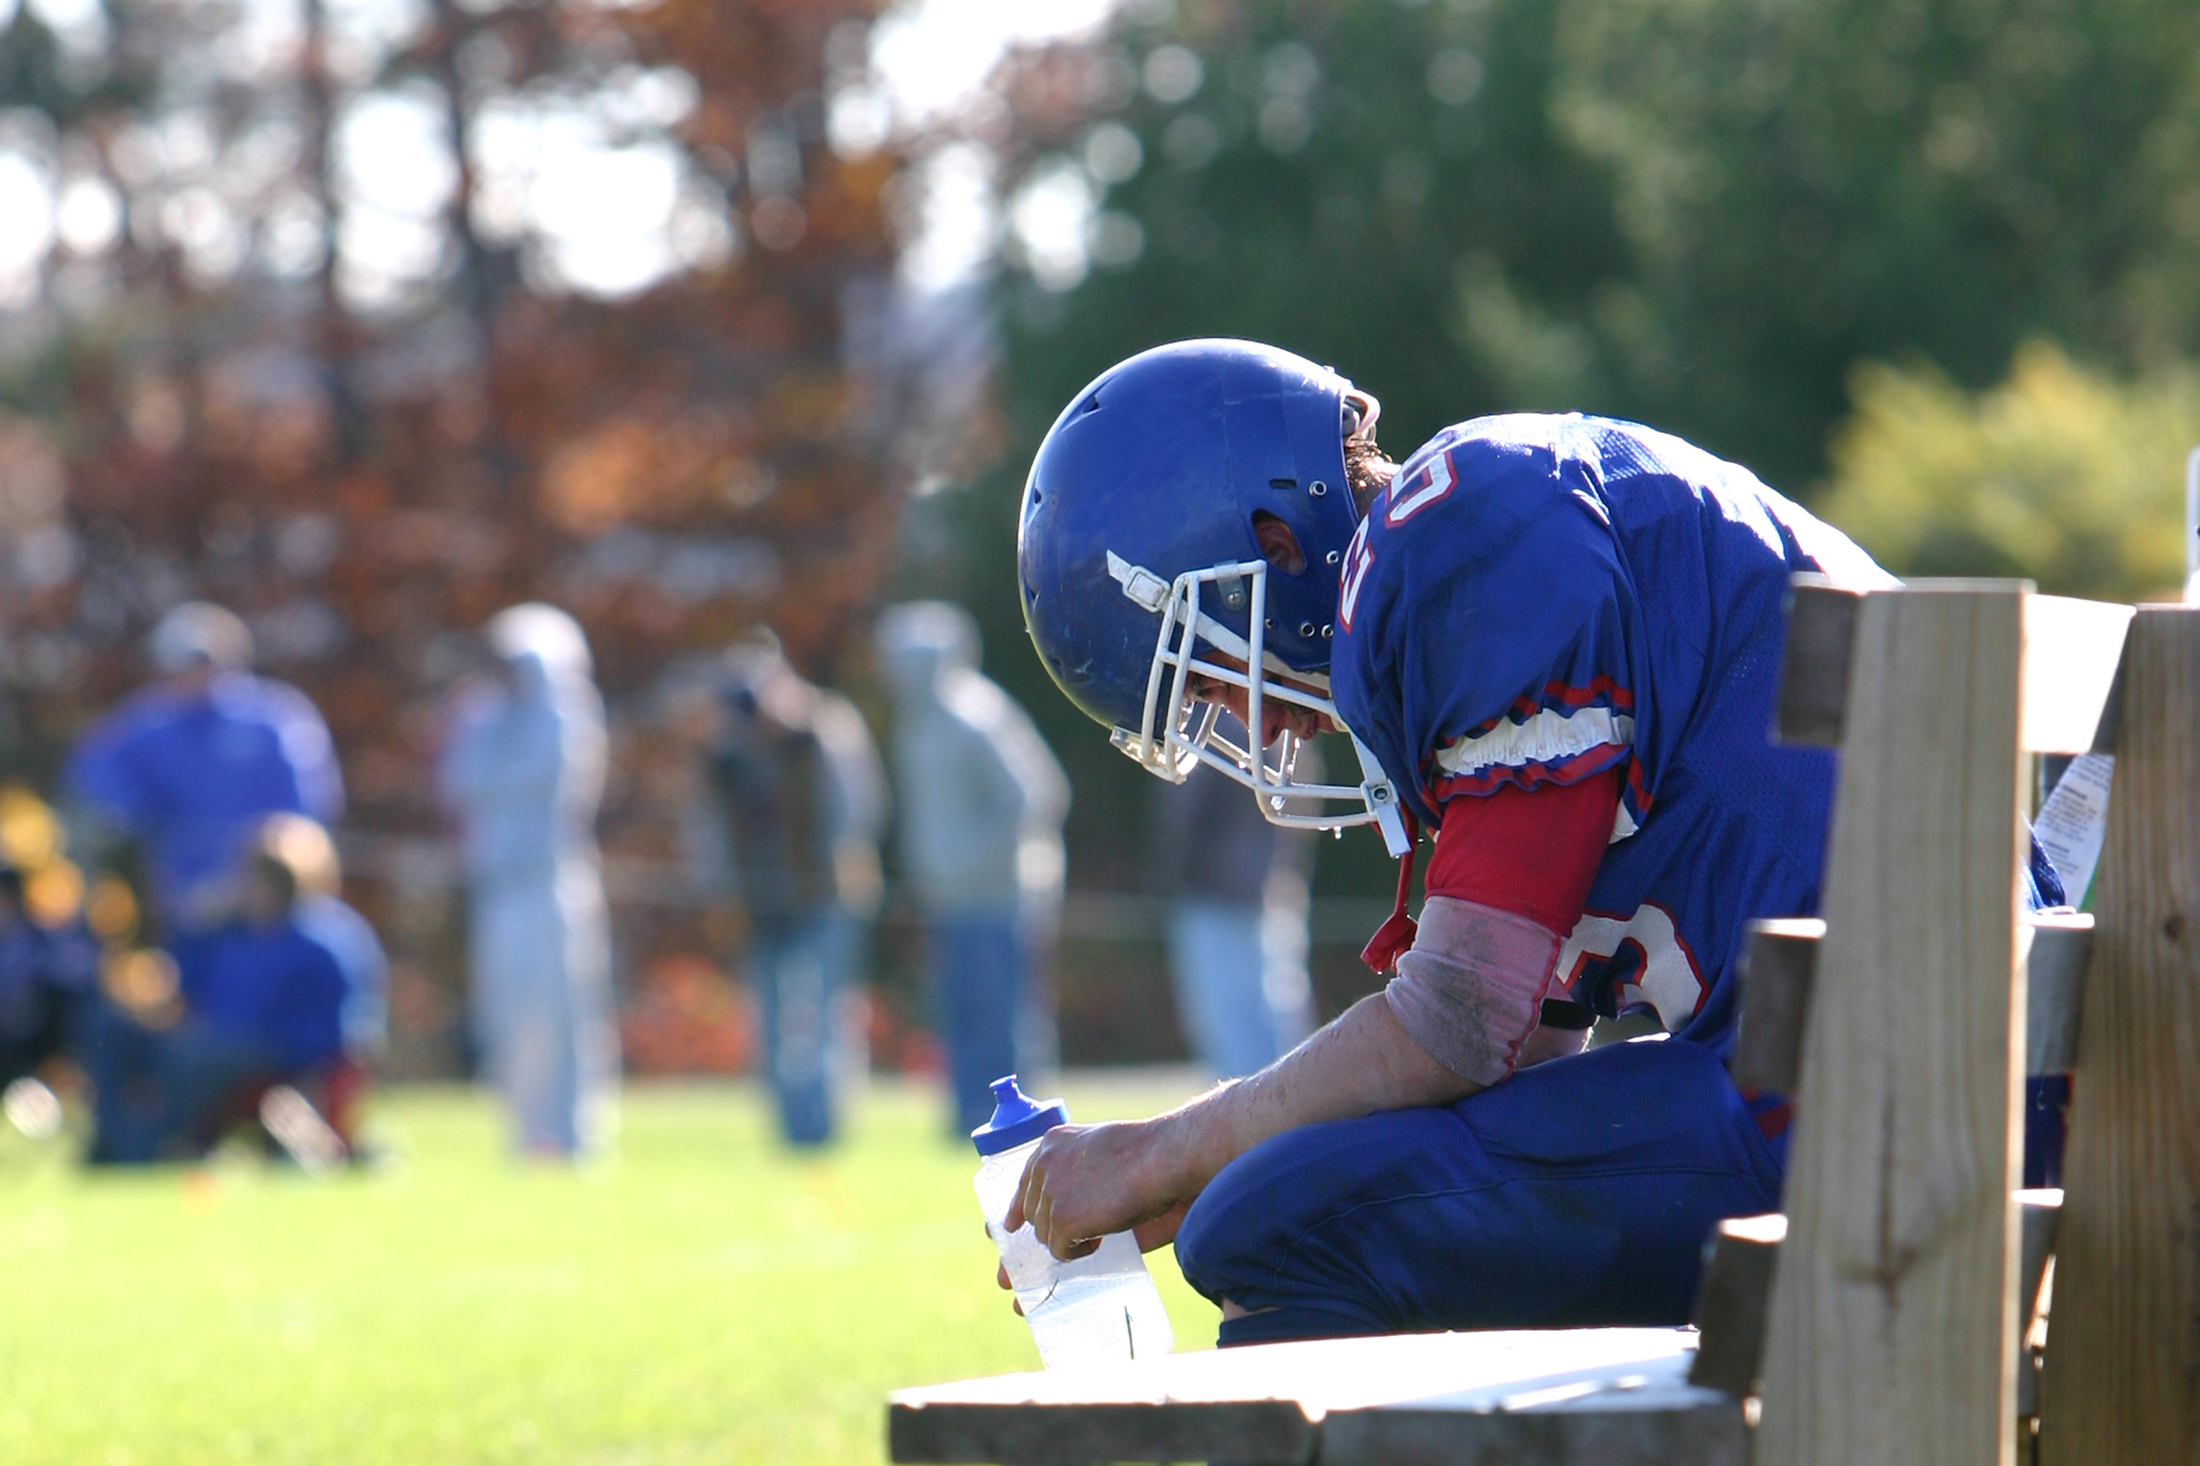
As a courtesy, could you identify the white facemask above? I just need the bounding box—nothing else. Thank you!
[1105,551,1413,858]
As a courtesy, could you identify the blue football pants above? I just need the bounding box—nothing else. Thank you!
[1173,1036,1784,1347]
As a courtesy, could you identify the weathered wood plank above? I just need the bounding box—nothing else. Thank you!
[2022,915,2091,1077]
[2036,607,2200,1466]
[886,1328,1712,1465]
[1775,579,1862,747]
[889,1398,1310,1465]
[1756,583,2029,1466]
[1732,921,1824,1092]
[1778,583,2129,754]
[1688,1213,1787,1398]
[2013,1189,2060,1419]
[1320,1348,1745,1466]
[1735,916,2084,1092]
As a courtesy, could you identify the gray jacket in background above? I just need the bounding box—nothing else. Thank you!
[877,603,1068,918]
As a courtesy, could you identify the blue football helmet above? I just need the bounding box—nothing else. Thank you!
[1017,339,1411,855]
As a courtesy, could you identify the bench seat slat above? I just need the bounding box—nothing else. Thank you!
[888,1327,1738,1465]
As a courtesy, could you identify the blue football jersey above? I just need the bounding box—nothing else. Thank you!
[1331,413,1894,1052]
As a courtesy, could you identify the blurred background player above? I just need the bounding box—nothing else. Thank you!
[692,636,886,1147]
[876,602,1068,1136]
[86,833,347,1164]
[1151,724,1315,1080]
[438,604,618,1161]
[0,859,101,1102]
[65,602,343,937]
[259,813,386,1142]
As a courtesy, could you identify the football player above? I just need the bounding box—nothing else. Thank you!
[1003,339,2064,1344]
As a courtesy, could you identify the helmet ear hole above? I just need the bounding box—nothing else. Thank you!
[1251,511,1307,575]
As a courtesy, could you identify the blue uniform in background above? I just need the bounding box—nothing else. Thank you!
[66,673,343,930]
[0,912,101,1084]
[88,918,348,1163]
[1176,415,2064,1343]
[171,923,348,1076]
[296,893,389,1060]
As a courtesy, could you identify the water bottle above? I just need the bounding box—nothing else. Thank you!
[971,1075,1175,1370]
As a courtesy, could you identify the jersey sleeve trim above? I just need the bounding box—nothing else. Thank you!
[1432,741,1628,801]
[1429,670,1637,804]
[1434,704,1633,778]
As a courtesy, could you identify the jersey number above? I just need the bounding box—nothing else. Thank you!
[1385,449,1457,526]
[1553,902,1706,1031]
[1337,448,1457,634]
[1337,518,1375,632]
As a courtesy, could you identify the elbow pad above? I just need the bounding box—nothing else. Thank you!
[1384,895,1562,1087]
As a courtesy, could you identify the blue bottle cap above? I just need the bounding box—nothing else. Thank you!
[970,1074,1070,1155]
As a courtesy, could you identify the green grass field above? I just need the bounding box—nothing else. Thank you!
[0,1075,1222,1465]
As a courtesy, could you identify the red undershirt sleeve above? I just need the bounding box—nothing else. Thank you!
[1422,765,1623,937]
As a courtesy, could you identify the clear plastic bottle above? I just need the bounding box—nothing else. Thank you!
[971,1075,1175,1370]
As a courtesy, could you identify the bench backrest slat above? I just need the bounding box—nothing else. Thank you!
[2037,607,2200,1464]
[1757,584,2029,1466]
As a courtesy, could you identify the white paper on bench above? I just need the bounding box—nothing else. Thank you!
[2022,595,2133,753]
[889,1325,1700,1419]
[1351,1345,1723,1416]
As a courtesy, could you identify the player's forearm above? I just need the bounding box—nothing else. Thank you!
[1149,993,1478,1197]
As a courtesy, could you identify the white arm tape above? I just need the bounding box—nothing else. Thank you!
[1384,895,1563,1087]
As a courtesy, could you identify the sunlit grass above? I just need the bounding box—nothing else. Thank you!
[0,1074,1220,1466]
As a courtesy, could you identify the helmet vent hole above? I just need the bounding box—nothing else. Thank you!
[1251,511,1306,575]
[1076,393,1102,416]
[1269,477,1296,490]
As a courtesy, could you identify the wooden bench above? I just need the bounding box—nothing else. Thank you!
[887,582,2198,1466]
[891,1327,1738,1466]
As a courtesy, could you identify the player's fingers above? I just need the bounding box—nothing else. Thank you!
[996,1261,1012,1292]
[1009,1156,1045,1233]
[1060,1236,1101,1261]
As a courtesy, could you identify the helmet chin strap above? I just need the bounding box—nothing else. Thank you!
[1105,553,1413,858]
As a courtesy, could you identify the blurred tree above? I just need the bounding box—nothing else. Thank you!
[914,0,1639,901]
[1819,342,2199,601]
[939,0,2200,865]
[1555,0,2200,488]
[0,0,922,1075]
[990,0,1630,462]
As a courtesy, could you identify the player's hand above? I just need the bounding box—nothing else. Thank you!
[1003,1119,1198,1262]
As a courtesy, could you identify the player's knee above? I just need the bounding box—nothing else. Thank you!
[1173,1153,1290,1300]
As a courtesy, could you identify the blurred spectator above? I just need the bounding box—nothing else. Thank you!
[877,603,1068,1135]
[64,603,343,936]
[690,637,886,1146]
[438,604,618,1160]
[1152,729,1317,1079]
[86,840,347,1164]
[0,861,101,1089]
